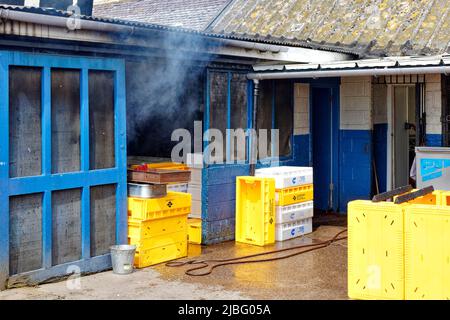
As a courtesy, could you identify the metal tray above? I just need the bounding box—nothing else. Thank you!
[127,183,167,199]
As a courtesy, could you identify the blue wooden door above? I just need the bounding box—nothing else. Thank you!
[312,87,334,211]
[0,51,127,289]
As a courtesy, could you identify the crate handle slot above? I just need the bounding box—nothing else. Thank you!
[372,185,413,202]
[394,186,435,204]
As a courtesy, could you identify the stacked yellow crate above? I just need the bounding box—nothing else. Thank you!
[235,177,276,246]
[256,167,314,241]
[128,192,191,268]
[348,188,450,300]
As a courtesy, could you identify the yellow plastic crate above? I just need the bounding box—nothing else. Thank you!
[129,230,187,250]
[188,218,202,244]
[128,215,188,241]
[275,184,313,206]
[130,162,189,171]
[348,200,407,300]
[236,177,275,246]
[441,191,450,206]
[128,192,191,221]
[405,205,450,300]
[134,241,187,268]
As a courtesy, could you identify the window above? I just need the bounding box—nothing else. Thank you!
[257,80,293,159]
[9,67,42,178]
[51,69,81,173]
[208,71,249,163]
[89,70,115,170]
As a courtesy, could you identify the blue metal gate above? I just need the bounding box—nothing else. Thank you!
[0,51,127,289]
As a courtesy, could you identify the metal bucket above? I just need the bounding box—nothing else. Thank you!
[110,245,136,275]
[128,183,167,199]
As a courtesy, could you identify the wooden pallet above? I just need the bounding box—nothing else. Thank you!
[128,169,191,185]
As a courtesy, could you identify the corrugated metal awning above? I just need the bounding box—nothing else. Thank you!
[253,55,450,72]
[249,55,450,80]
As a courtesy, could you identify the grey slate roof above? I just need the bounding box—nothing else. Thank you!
[93,0,232,31]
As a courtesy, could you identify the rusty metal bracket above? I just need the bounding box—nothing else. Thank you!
[372,185,413,202]
[394,186,435,204]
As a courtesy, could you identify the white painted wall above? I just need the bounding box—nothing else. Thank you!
[294,83,310,135]
[425,74,442,135]
[340,76,372,130]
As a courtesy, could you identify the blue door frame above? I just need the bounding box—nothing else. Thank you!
[299,78,340,212]
[0,51,127,289]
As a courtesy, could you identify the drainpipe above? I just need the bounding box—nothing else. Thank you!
[248,66,450,80]
[248,65,450,157]
[249,79,259,176]
[0,8,137,34]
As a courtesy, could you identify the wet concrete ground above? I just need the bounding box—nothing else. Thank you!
[0,224,348,300]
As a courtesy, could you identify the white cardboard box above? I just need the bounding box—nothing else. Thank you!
[167,183,188,193]
[188,185,202,201]
[189,168,203,185]
[189,199,202,218]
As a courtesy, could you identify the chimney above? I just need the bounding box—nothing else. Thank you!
[37,0,94,16]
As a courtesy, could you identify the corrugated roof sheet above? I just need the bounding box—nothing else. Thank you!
[93,0,232,31]
[0,4,358,55]
[252,54,450,72]
[209,0,450,57]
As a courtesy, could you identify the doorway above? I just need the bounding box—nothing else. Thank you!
[311,86,338,212]
[391,86,417,188]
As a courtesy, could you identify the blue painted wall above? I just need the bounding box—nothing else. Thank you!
[339,130,373,212]
[202,164,249,244]
[426,134,442,147]
[373,124,388,193]
[0,51,127,288]
[292,134,310,166]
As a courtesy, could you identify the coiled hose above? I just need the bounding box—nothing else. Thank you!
[166,229,347,276]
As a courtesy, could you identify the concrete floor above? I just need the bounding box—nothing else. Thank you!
[0,225,348,300]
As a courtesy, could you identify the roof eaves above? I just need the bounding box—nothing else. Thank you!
[0,5,360,57]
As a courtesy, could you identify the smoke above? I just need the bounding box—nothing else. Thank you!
[126,31,215,158]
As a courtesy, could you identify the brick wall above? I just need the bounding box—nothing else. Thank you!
[425,74,442,140]
[340,76,372,130]
[294,83,310,135]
